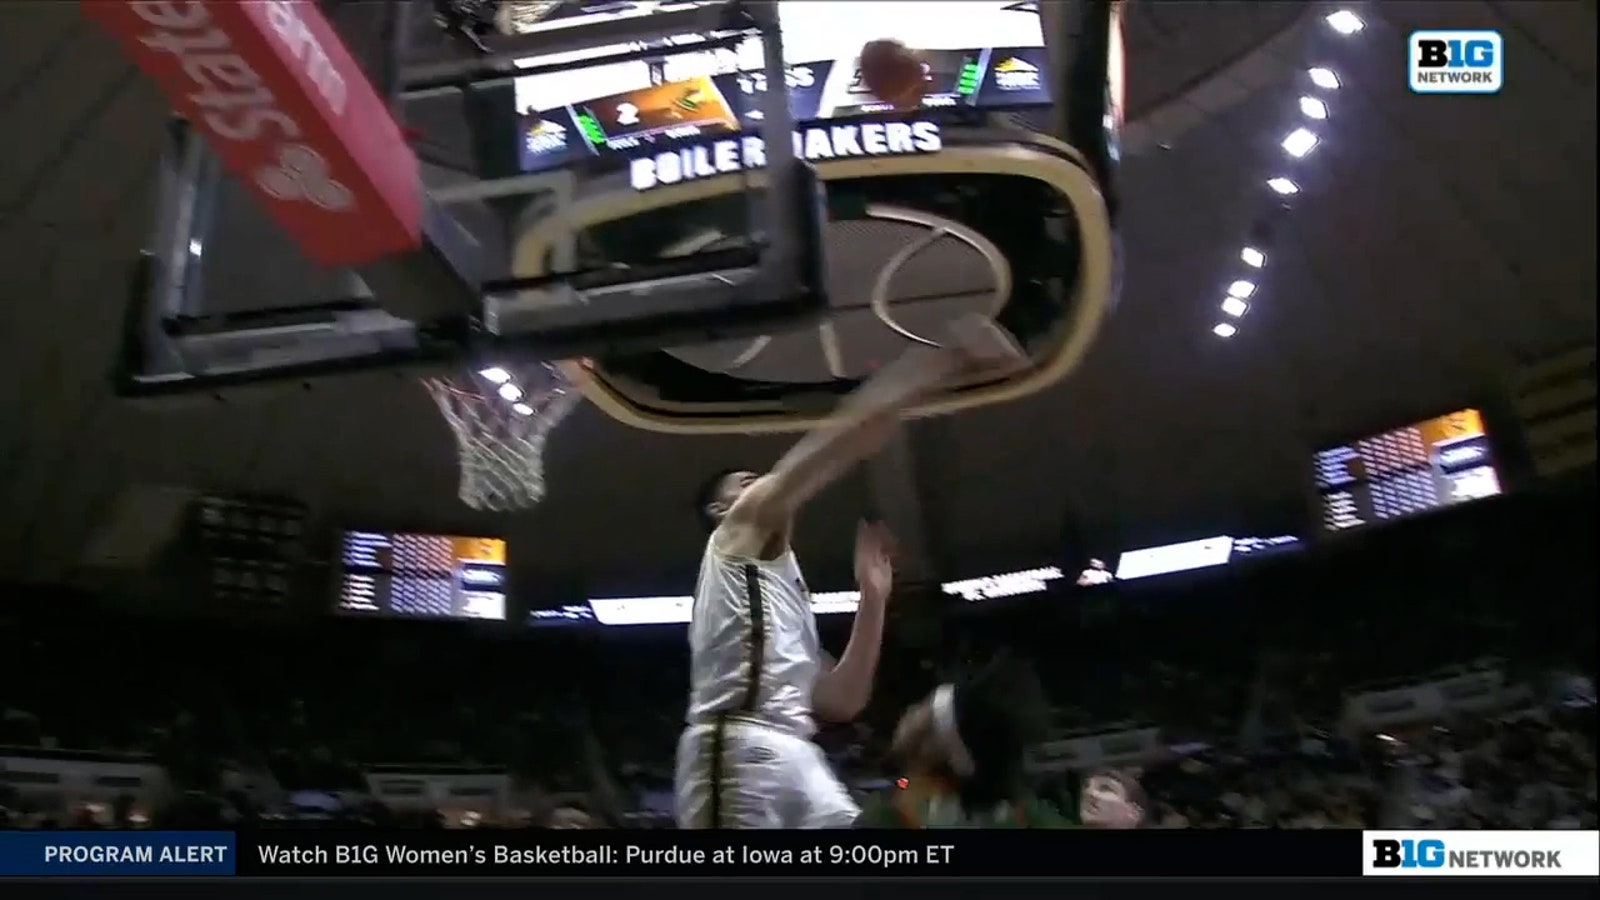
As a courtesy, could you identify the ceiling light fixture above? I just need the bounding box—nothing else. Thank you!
[1241,247,1267,268]
[1308,67,1341,90]
[479,367,512,385]
[1221,297,1250,318]
[1299,96,1329,120]
[1267,177,1301,196]
[1282,127,1319,158]
[1325,10,1364,35]
[1213,323,1239,338]
[1227,280,1258,300]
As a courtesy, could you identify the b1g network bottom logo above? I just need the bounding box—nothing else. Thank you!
[1364,831,1600,877]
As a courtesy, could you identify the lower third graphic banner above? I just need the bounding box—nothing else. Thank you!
[4,829,1596,878]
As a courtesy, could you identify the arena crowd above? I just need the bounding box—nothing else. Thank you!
[1,480,1593,830]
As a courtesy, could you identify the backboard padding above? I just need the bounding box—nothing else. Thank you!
[193,162,524,321]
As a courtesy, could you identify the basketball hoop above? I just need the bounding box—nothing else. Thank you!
[422,362,579,511]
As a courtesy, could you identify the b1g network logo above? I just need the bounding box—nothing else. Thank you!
[1364,831,1600,877]
[1409,30,1504,94]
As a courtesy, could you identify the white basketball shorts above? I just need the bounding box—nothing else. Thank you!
[674,718,859,829]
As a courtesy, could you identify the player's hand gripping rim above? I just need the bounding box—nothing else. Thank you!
[944,313,1028,381]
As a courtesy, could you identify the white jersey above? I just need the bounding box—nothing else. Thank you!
[685,531,821,737]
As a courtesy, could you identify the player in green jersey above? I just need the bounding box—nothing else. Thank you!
[860,657,1146,828]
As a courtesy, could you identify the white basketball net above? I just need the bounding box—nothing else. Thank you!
[422,362,579,511]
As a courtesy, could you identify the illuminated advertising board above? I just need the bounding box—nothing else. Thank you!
[1114,536,1235,582]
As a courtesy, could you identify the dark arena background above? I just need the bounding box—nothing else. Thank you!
[0,0,1596,893]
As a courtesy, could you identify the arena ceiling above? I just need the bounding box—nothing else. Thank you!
[0,1,1592,591]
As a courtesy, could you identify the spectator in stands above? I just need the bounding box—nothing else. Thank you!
[1077,559,1114,587]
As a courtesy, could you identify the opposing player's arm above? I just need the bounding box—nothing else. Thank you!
[728,317,1023,530]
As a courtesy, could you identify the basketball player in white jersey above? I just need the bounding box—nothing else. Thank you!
[675,313,1027,829]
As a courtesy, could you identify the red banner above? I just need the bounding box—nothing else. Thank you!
[83,1,422,268]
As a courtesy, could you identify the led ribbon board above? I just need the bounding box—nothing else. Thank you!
[629,120,943,191]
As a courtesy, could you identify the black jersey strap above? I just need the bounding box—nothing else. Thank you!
[708,563,768,828]
[739,563,767,711]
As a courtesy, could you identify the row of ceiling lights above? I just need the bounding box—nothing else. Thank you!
[1213,8,1366,339]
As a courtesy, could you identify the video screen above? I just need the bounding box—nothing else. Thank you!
[512,1,1050,174]
[570,75,741,152]
[1315,408,1504,533]
[337,531,508,621]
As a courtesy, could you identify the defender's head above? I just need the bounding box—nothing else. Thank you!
[695,469,758,532]
[1079,769,1147,828]
[888,657,1048,809]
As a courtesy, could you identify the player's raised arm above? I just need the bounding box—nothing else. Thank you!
[728,315,1024,529]
[813,521,896,722]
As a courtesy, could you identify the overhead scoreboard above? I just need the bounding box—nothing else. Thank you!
[336,531,509,621]
[1315,409,1504,533]
[517,46,1049,174]
[512,1,1053,174]
[191,493,307,607]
